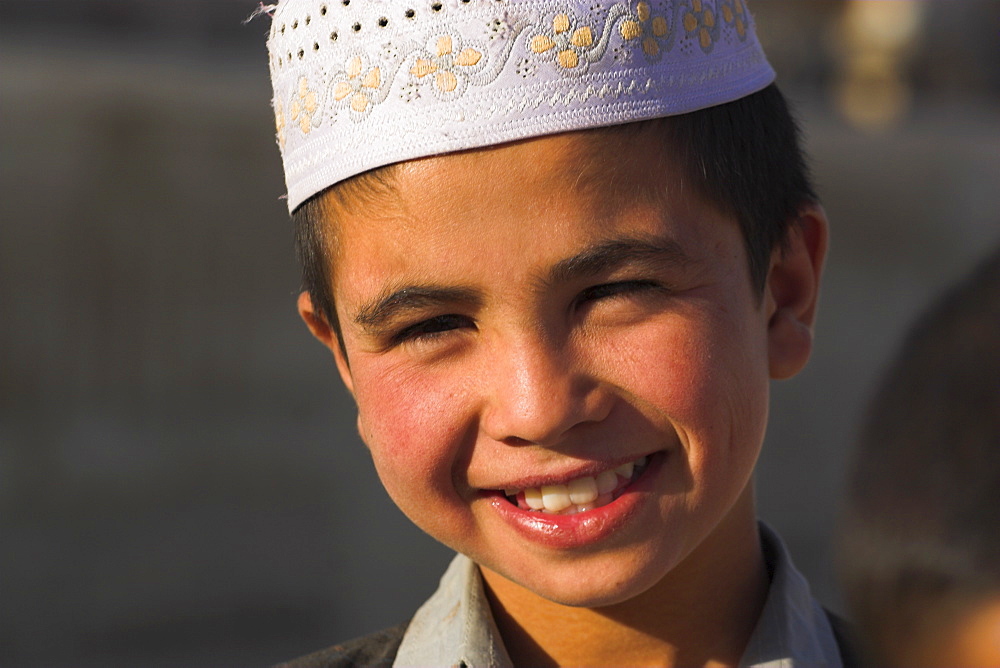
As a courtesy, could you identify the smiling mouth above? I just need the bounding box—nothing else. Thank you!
[501,455,649,515]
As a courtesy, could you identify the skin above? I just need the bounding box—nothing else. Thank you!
[300,128,827,666]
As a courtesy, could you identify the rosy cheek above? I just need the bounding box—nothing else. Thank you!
[353,363,470,500]
[614,321,710,417]
[610,313,766,463]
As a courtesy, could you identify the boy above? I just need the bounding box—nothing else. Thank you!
[839,246,1000,667]
[264,0,841,665]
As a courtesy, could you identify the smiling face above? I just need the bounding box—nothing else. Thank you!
[301,127,824,608]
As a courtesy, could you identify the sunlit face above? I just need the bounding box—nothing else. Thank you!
[321,129,782,607]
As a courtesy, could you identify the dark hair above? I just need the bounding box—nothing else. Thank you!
[838,245,1000,665]
[293,83,816,337]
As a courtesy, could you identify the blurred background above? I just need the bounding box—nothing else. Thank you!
[1,1,998,665]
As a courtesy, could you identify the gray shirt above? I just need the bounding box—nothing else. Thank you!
[394,524,843,667]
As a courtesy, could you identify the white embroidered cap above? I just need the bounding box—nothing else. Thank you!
[267,0,774,212]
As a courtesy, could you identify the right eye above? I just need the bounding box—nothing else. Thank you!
[392,314,474,345]
[577,279,664,304]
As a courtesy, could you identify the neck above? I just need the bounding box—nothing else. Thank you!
[481,487,768,667]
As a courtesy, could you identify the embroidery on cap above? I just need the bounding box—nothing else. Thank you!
[720,0,747,40]
[270,0,752,132]
[526,3,632,73]
[529,12,597,70]
[488,17,512,41]
[333,54,385,118]
[274,97,287,147]
[682,0,718,52]
[410,34,486,99]
[620,1,673,60]
[289,77,319,133]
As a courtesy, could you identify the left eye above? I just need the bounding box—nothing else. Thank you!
[578,279,663,303]
[393,314,472,345]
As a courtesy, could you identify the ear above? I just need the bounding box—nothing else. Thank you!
[297,291,355,395]
[766,204,829,380]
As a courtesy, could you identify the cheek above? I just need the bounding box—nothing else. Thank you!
[612,309,769,468]
[351,361,473,509]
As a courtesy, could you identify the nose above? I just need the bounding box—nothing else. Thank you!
[479,334,612,446]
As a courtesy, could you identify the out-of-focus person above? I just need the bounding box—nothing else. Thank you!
[839,244,1000,667]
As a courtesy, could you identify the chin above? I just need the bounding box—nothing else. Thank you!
[502,552,671,609]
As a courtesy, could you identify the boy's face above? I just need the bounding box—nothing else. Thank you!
[304,128,822,607]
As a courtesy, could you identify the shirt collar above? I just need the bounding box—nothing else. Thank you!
[394,523,841,668]
[394,553,513,668]
[738,523,843,667]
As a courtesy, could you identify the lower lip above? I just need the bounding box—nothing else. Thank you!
[486,452,664,550]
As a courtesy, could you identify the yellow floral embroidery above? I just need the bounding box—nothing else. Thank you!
[721,0,746,39]
[410,35,483,93]
[620,1,669,57]
[530,14,594,69]
[683,0,716,51]
[289,77,318,134]
[333,56,381,114]
[274,97,286,148]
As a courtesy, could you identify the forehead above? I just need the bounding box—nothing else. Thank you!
[326,124,684,238]
[399,125,673,210]
[321,126,730,295]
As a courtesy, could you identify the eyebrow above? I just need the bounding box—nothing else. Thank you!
[352,236,689,334]
[354,285,482,332]
[543,236,690,288]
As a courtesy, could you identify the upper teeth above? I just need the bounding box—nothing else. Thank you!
[506,456,648,513]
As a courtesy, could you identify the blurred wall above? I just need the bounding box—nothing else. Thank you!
[2,1,998,666]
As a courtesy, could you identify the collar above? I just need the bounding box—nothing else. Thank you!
[394,523,841,667]
[394,551,513,668]
[739,523,843,667]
